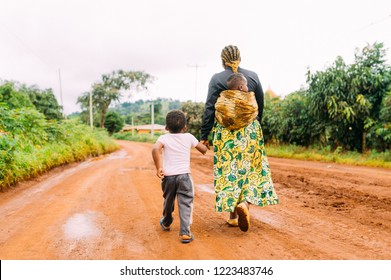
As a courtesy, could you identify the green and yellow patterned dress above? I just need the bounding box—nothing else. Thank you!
[213,120,279,212]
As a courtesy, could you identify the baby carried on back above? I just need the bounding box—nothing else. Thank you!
[214,72,258,130]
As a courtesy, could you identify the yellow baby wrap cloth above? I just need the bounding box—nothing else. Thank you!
[214,90,258,130]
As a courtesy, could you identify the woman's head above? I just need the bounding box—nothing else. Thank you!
[165,110,187,133]
[221,45,241,73]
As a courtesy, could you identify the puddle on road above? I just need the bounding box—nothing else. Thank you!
[108,150,131,160]
[196,184,215,194]
[63,211,100,240]
[121,167,154,171]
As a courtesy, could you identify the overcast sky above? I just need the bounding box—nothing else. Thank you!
[0,0,390,115]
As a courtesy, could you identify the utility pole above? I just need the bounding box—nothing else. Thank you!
[89,90,93,129]
[58,68,64,117]
[188,63,205,102]
[131,116,134,136]
[151,101,155,137]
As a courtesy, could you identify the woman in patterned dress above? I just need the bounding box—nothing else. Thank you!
[200,45,279,232]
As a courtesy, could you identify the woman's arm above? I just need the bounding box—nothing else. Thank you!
[253,75,264,122]
[200,78,220,141]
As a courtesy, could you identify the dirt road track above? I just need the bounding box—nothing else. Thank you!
[0,140,390,260]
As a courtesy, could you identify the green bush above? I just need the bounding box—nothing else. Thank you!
[0,105,119,190]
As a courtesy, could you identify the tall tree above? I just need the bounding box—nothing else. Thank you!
[262,92,282,144]
[181,101,204,139]
[279,90,318,146]
[0,81,62,120]
[0,82,34,109]
[104,111,124,135]
[348,42,391,151]
[307,42,391,152]
[77,70,154,128]
[307,56,351,147]
[22,85,63,120]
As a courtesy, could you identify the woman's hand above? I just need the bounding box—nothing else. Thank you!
[200,139,210,150]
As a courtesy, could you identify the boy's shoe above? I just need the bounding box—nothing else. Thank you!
[227,218,239,227]
[236,202,250,232]
[180,234,194,243]
[160,218,170,231]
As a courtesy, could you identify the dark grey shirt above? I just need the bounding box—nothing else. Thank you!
[200,67,264,140]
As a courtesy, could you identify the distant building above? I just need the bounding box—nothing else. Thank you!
[265,88,279,99]
[122,124,166,134]
[264,88,280,107]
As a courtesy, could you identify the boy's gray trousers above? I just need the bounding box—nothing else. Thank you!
[161,173,194,236]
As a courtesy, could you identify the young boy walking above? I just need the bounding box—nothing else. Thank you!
[152,110,207,243]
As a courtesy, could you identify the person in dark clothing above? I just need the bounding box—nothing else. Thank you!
[200,45,265,145]
[200,45,278,232]
[214,72,258,131]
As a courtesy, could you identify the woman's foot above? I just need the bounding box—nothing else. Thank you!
[236,202,250,232]
[227,218,239,227]
[229,210,237,220]
[227,209,239,226]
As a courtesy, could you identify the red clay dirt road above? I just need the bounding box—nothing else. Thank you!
[0,140,390,260]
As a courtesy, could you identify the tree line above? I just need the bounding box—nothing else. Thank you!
[2,41,390,154]
[0,81,63,120]
[94,42,390,153]
[262,42,391,152]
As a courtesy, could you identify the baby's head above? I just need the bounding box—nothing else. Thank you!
[227,72,248,92]
[165,110,187,133]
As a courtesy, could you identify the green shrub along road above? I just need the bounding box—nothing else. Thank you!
[0,106,118,190]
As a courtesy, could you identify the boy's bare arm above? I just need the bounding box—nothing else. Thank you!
[195,142,208,155]
[200,139,210,150]
[152,142,164,178]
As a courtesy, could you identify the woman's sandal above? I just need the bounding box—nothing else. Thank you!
[236,202,250,232]
[227,218,239,227]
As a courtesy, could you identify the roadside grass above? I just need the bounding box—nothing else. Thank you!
[1,121,119,190]
[265,144,391,168]
[112,131,390,169]
[112,132,160,143]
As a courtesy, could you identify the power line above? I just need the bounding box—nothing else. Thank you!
[0,19,53,70]
[355,14,391,32]
[58,68,65,117]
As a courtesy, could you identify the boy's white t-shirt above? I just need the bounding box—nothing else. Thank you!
[157,133,199,176]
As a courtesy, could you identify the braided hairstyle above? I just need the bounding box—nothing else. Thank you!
[221,45,241,73]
